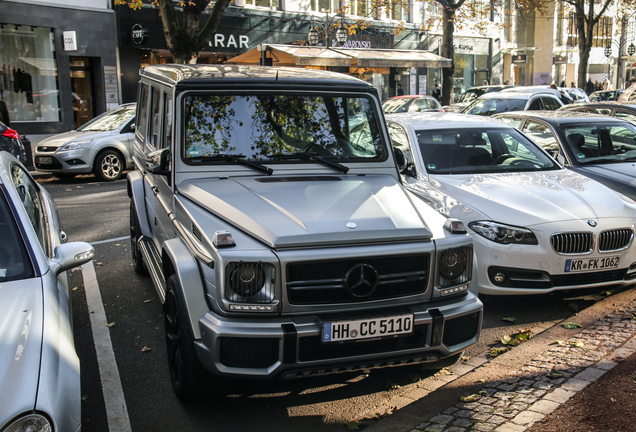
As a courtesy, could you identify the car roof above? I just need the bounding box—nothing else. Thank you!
[386,112,512,129]
[386,95,435,100]
[477,91,553,100]
[561,101,636,109]
[140,64,373,90]
[493,110,630,124]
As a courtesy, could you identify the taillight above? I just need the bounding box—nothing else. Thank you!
[3,128,20,140]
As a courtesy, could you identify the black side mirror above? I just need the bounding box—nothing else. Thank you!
[394,147,406,169]
[148,147,171,177]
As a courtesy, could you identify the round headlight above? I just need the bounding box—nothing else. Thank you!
[230,264,265,297]
[439,249,468,280]
[4,414,52,432]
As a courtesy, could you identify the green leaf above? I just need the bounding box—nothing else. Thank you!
[563,322,582,329]
[502,317,517,322]
[345,421,360,430]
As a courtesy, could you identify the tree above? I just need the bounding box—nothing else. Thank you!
[115,0,232,64]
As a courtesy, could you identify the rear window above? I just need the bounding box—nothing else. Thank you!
[463,98,526,116]
[0,188,34,282]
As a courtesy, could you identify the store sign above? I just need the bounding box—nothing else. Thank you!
[512,54,527,64]
[209,34,250,49]
[131,24,149,45]
[553,55,567,65]
[63,31,77,51]
[454,37,490,54]
[341,40,372,49]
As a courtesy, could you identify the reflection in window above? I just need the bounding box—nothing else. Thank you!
[183,94,385,162]
[10,164,49,254]
[0,191,33,281]
[77,105,135,132]
[561,124,636,162]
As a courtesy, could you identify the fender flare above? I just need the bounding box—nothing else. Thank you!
[162,238,210,340]
[126,171,152,238]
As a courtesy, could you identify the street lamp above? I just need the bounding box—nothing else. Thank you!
[307,10,348,48]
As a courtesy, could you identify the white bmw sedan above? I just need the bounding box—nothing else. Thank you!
[0,151,94,431]
[386,112,636,295]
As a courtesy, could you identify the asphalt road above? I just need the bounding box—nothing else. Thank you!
[39,175,619,432]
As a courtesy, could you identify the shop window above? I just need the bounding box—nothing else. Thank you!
[567,13,612,47]
[245,0,279,8]
[0,24,60,123]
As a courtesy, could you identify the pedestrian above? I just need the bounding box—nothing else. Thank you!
[397,83,404,96]
[483,80,489,86]
[570,82,576,88]
[585,78,595,95]
[550,83,557,89]
[432,83,441,102]
[560,80,566,88]
[503,80,509,85]
[603,78,609,90]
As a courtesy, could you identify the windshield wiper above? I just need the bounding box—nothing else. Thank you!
[198,154,273,175]
[268,152,349,174]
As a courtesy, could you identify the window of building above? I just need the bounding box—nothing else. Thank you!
[245,0,279,8]
[567,13,612,47]
[0,24,60,123]
[311,0,339,12]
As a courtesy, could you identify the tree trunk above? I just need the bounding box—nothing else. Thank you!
[441,6,455,106]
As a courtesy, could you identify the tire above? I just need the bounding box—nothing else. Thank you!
[164,274,225,401]
[53,173,76,182]
[129,201,148,276]
[94,150,124,181]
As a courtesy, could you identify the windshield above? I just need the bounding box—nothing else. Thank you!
[459,89,486,103]
[414,127,560,174]
[183,93,386,163]
[0,190,33,282]
[382,98,411,113]
[560,123,636,164]
[463,98,526,116]
[77,106,136,132]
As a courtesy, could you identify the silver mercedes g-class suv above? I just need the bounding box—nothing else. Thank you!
[128,64,482,401]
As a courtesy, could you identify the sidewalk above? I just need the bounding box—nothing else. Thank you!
[359,287,636,432]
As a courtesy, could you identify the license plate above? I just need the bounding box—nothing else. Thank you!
[322,313,413,342]
[37,156,52,165]
[565,255,620,272]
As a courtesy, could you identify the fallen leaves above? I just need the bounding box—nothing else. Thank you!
[345,420,359,430]
[501,317,517,323]
[106,322,115,328]
[491,329,533,357]
[563,322,582,329]
[549,368,564,379]
[141,346,152,352]
[460,394,479,402]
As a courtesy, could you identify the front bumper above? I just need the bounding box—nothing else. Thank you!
[34,148,96,174]
[194,292,482,379]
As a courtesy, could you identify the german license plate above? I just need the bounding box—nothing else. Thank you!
[322,313,413,342]
[565,255,620,272]
[37,156,52,165]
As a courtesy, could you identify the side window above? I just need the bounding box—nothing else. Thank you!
[149,87,162,148]
[387,123,413,167]
[542,97,561,111]
[137,83,150,141]
[162,93,173,150]
[522,120,559,156]
[10,164,49,255]
[528,98,542,110]
[614,110,636,126]
[497,117,522,128]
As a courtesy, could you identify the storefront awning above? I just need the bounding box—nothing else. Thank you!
[227,44,452,68]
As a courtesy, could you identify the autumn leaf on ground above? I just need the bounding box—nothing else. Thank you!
[570,342,585,348]
[478,390,487,395]
[549,368,564,379]
[96,262,103,266]
[72,287,78,291]
[562,322,582,329]
[501,317,516,323]
[106,322,115,328]
[144,299,152,303]
[460,394,479,402]
[553,340,565,345]
[141,346,151,352]
[345,421,360,430]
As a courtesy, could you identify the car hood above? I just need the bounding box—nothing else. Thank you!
[578,162,636,187]
[178,175,433,248]
[416,170,635,227]
[0,278,43,427]
[38,130,113,148]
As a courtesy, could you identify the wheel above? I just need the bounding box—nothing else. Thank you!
[53,173,76,181]
[164,274,225,401]
[129,201,147,276]
[94,150,124,181]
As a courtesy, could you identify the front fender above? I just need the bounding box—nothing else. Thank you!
[127,171,152,238]
[162,238,209,340]
[90,138,132,168]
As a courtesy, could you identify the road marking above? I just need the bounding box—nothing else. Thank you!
[90,235,130,246]
[81,261,132,432]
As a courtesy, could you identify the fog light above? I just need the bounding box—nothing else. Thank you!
[494,272,506,283]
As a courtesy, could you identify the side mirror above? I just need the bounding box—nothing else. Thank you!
[148,147,171,176]
[394,147,406,169]
[130,123,136,131]
[50,242,95,276]
[556,153,566,166]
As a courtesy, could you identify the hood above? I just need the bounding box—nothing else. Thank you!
[423,170,635,227]
[578,163,636,188]
[0,278,43,427]
[38,130,112,149]
[178,175,433,248]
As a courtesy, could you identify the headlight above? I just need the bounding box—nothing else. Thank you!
[2,413,52,432]
[226,262,275,304]
[58,139,92,152]
[469,221,538,245]
[439,248,468,279]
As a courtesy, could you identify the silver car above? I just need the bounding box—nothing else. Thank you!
[0,151,94,432]
[35,103,136,181]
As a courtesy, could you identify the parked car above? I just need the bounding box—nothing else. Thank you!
[618,82,636,102]
[382,95,444,113]
[493,110,636,201]
[386,112,636,295]
[564,87,590,103]
[589,89,624,102]
[34,103,136,181]
[500,86,574,105]
[462,90,563,116]
[129,64,482,401]
[0,151,94,432]
[444,85,514,112]
[0,120,27,165]
[558,101,636,126]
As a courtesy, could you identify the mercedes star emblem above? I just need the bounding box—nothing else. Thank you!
[344,264,379,298]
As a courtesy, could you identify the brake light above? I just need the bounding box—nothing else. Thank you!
[2,128,20,140]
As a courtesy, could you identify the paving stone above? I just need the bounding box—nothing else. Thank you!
[424,424,446,432]
[430,414,455,425]
[446,427,467,432]
[491,408,518,418]
[511,411,545,425]
[487,415,507,425]
[528,399,560,415]
[479,397,498,405]
[456,410,473,419]
[561,378,591,392]
[543,388,576,403]
[497,384,516,392]
[452,418,473,428]
[493,422,527,432]
[473,422,497,431]
[474,404,495,413]
[444,407,460,415]
[575,367,607,382]
[415,422,431,430]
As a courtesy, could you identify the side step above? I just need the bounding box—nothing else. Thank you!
[137,236,166,303]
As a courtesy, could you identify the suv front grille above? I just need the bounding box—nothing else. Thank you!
[287,254,430,305]
[550,233,594,254]
[599,229,633,252]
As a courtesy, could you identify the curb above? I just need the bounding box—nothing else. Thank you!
[357,287,636,432]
